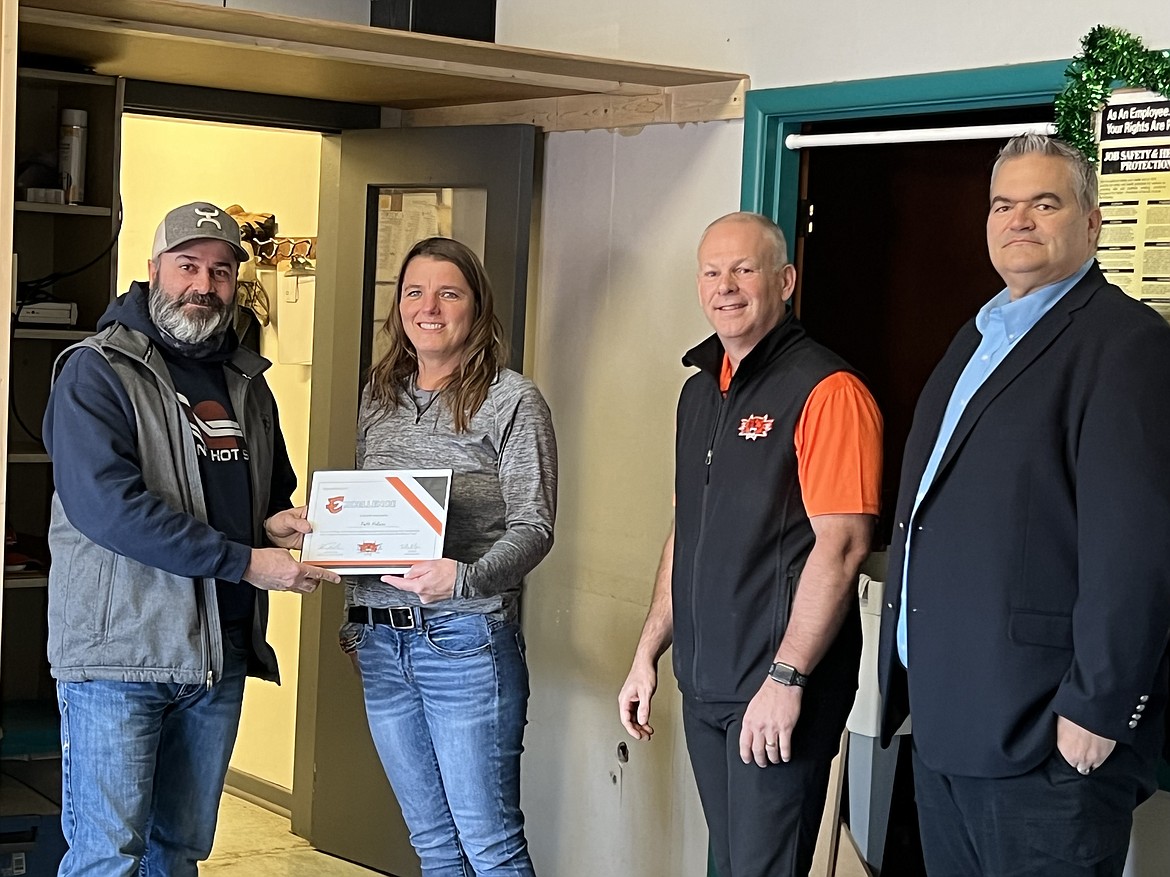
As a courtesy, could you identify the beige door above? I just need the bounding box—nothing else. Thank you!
[293,124,537,876]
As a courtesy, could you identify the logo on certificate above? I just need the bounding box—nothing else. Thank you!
[738,413,774,441]
[358,541,382,554]
[326,496,345,514]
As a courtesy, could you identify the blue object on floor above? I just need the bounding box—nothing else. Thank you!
[0,700,60,760]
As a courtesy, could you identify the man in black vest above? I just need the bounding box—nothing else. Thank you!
[878,134,1170,876]
[618,212,882,876]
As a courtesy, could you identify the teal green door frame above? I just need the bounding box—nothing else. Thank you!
[738,59,1071,255]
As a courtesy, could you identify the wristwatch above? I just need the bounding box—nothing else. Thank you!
[768,661,809,688]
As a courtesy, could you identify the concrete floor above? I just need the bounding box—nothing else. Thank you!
[207,795,379,876]
[210,791,873,877]
[1125,790,1170,877]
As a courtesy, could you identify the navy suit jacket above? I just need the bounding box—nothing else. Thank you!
[878,264,1170,777]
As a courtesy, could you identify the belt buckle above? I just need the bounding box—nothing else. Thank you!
[388,607,415,630]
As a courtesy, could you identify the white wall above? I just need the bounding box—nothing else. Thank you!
[499,3,1170,875]
[500,1,1170,86]
[521,123,739,875]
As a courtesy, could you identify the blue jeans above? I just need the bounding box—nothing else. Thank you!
[55,624,249,877]
[355,612,535,877]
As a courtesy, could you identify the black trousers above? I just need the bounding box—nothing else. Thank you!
[683,696,836,877]
[912,743,1156,877]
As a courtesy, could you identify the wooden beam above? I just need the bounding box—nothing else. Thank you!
[402,77,748,132]
[17,0,748,129]
[401,92,666,131]
[401,97,560,129]
[22,0,738,85]
[20,7,661,98]
[667,78,748,124]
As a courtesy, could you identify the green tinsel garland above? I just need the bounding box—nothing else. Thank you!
[1054,26,1170,162]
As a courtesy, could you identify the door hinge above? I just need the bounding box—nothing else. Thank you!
[797,199,815,238]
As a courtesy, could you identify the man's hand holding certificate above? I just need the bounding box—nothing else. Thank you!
[301,469,452,575]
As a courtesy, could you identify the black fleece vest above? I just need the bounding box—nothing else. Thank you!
[672,313,862,717]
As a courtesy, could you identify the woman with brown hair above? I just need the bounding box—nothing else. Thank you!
[342,237,556,877]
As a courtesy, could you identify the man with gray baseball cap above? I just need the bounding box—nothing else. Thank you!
[43,200,340,877]
[151,200,251,263]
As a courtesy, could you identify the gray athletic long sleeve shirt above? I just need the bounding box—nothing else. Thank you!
[346,368,557,621]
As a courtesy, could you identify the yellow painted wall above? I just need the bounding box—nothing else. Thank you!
[119,114,321,790]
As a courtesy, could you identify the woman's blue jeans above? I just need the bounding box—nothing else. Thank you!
[54,623,249,877]
[355,611,536,877]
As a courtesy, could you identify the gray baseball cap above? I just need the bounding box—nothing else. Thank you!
[151,201,250,263]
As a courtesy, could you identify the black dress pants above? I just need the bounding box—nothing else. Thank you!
[912,743,1155,877]
[683,696,837,877]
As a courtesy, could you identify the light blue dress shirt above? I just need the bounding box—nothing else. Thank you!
[896,259,1093,666]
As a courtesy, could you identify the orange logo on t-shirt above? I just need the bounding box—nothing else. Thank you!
[738,414,774,440]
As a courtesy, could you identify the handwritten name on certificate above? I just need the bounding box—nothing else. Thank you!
[301,469,452,575]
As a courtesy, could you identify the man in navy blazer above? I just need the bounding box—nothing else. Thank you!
[878,133,1170,876]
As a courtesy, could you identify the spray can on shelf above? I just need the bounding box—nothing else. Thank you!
[58,109,88,205]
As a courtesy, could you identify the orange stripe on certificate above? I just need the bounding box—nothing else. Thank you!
[386,476,444,536]
[302,559,424,568]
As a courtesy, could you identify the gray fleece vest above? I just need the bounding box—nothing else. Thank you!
[47,323,280,685]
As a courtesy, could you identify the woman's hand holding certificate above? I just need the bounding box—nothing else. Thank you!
[383,558,457,603]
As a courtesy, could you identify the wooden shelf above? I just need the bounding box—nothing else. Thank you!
[3,572,48,590]
[18,0,748,132]
[14,327,93,340]
[15,201,112,216]
[17,66,119,88]
[7,442,51,464]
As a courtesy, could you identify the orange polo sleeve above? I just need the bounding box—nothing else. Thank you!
[794,371,883,517]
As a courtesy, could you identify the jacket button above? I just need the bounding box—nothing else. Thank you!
[1129,720,1139,729]
[1136,704,1146,712]
[1140,695,1150,703]
[898,522,905,529]
[1132,714,1142,721]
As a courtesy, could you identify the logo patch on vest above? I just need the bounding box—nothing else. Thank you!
[738,413,774,440]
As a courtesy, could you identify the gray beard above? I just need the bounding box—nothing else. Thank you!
[148,283,235,345]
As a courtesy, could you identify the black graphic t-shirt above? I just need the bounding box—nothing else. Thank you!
[162,348,256,624]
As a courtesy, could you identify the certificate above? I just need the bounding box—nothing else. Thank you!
[301,469,452,575]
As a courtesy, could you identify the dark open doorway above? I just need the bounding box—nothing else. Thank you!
[793,106,1052,548]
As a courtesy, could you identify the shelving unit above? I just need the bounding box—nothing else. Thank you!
[13,328,94,341]
[3,572,49,590]
[2,67,123,793]
[7,441,51,463]
[15,201,112,216]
